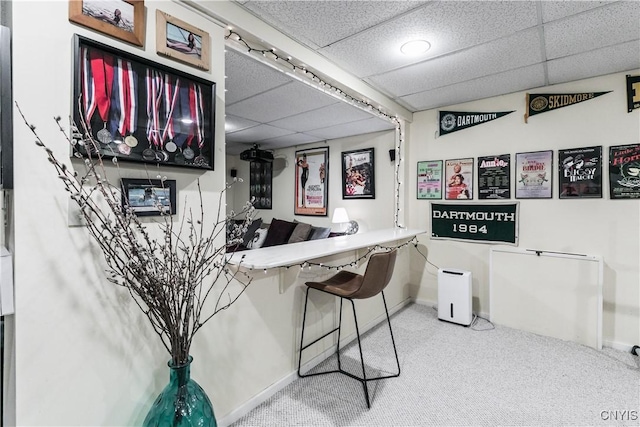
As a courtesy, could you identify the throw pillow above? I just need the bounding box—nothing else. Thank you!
[241,218,263,247]
[262,218,298,247]
[307,226,332,240]
[247,228,268,249]
[288,222,312,243]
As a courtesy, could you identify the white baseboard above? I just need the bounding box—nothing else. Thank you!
[603,340,638,353]
[217,297,412,427]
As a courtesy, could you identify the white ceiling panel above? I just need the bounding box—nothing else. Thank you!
[320,1,538,78]
[268,102,374,132]
[547,40,640,85]
[369,28,543,98]
[258,133,325,149]
[239,1,429,48]
[225,124,294,143]
[544,1,640,60]
[225,114,260,133]
[305,117,395,140]
[401,64,547,111]
[225,49,291,104]
[541,1,617,22]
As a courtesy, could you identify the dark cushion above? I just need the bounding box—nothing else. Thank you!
[288,222,313,243]
[242,218,263,247]
[262,219,297,247]
[307,226,332,240]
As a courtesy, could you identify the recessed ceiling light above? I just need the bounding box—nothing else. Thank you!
[400,39,431,56]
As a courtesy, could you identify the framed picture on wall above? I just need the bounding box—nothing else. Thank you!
[250,161,272,209]
[444,158,473,200]
[121,178,176,216]
[417,160,442,199]
[72,35,215,170]
[156,10,210,71]
[342,148,375,199]
[609,143,640,199]
[295,146,328,216]
[477,154,510,199]
[68,0,145,47]
[515,150,553,199]
[558,146,602,198]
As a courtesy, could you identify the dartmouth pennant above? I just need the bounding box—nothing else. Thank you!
[525,91,610,123]
[439,111,514,136]
[627,75,640,112]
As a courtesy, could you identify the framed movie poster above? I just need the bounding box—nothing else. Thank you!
[342,148,375,199]
[477,154,510,199]
[445,158,473,200]
[295,146,328,216]
[72,35,215,170]
[250,161,272,209]
[609,143,640,199]
[417,160,443,199]
[558,146,602,198]
[515,150,553,199]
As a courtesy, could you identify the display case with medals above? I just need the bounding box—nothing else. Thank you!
[72,35,215,170]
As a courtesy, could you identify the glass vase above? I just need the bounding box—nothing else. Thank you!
[143,356,216,427]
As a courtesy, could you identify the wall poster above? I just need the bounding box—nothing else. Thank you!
[477,154,510,199]
[558,146,602,198]
[342,148,375,199]
[250,161,272,209]
[609,143,640,199]
[417,160,442,199]
[445,158,473,200]
[515,150,553,199]
[295,146,328,216]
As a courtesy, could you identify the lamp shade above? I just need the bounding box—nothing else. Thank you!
[332,208,350,224]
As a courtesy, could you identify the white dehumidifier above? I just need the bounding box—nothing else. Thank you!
[437,268,472,326]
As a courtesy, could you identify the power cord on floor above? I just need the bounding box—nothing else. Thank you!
[432,305,495,331]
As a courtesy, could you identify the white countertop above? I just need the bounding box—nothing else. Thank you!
[226,228,426,270]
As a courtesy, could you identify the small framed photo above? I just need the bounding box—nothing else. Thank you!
[515,150,553,199]
[121,179,176,216]
[417,160,443,199]
[156,10,210,71]
[342,148,375,199]
[445,158,474,200]
[69,0,145,47]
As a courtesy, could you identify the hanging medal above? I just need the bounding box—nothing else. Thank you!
[90,51,115,146]
[192,83,208,166]
[122,59,138,150]
[144,70,163,161]
[159,74,180,162]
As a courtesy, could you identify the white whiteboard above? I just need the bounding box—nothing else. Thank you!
[490,247,603,349]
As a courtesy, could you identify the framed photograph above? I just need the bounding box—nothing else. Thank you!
[295,146,328,216]
[156,10,210,71]
[609,143,640,199]
[72,35,215,170]
[121,178,176,216]
[445,158,473,200]
[477,154,511,199]
[250,161,272,209]
[515,150,553,199]
[69,0,145,47]
[342,148,375,199]
[417,160,442,199]
[558,146,602,199]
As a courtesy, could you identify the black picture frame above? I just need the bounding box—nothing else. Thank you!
[72,34,215,170]
[558,146,602,199]
[515,150,553,199]
[342,148,375,199]
[250,161,272,209]
[121,178,176,216]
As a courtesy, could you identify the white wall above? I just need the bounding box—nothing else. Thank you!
[406,70,640,349]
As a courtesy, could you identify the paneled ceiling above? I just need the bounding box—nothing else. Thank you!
[220,0,640,155]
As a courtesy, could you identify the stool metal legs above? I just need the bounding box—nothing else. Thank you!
[297,287,401,408]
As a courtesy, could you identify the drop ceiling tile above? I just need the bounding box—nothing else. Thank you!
[401,64,547,111]
[547,40,640,85]
[305,117,395,140]
[225,124,294,143]
[225,114,260,133]
[258,133,325,148]
[239,1,428,48]
[369,28,543,98]
[541,1,618,22]
[226,80,338,123]
[320,1,538,78]
[225,49,291,104]
[268,102,374,132]
[544,1,640,60]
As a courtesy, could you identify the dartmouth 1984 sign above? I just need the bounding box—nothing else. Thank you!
[430,202,519,245]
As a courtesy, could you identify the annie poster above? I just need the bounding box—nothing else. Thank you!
[445,158,473,200]
[609,143,640,199]
[515,150,553,199]
[295,146,329,216]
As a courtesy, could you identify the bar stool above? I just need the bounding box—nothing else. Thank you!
[297,249,400,408]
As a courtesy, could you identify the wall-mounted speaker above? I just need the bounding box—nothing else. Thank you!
[388,149,396,162]
[230,168,237,178]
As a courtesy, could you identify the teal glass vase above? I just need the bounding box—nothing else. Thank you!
[143,356,216,427]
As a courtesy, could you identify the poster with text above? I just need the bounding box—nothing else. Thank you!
[609,143,640,199]
[445,158,473,200]
[477,154,510,199]
[515,150,553,199]
[295,146,329,215]
[558,146,602,198]
[417,160,443,199]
